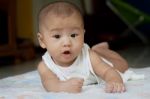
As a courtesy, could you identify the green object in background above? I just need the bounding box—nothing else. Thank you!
[106,0,150,44]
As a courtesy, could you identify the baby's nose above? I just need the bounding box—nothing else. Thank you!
[63,37,71,47]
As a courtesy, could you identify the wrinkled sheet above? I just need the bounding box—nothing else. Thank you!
[0,67,150,99]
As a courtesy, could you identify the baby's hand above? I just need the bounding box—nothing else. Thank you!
[60,78,84,93]
[105,82,126,93]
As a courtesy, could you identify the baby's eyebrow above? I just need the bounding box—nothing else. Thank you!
[50,27,83,34]
[50,28,62,32]
[71,27,82,30]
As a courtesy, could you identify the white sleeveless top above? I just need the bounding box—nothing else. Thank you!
[43,44,145,84]
[42,44,102,85]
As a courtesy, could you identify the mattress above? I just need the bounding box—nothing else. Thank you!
[0,67,150,99]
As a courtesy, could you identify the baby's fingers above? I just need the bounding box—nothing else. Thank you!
[105,83,114,93]
[113,83,126,93]
[105,83,126,93]
[118,83,126,93]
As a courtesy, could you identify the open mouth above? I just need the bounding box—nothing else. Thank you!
[63,51,71,54]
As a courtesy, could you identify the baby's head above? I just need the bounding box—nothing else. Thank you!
[37,1,85,66]
[38,1,84,32]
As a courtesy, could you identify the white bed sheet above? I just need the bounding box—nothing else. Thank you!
[0,67,150,99]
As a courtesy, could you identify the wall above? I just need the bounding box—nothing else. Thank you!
[16,0,34,42]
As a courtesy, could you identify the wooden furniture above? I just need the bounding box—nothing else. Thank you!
[0,0,36,65]
[0,0,19,63]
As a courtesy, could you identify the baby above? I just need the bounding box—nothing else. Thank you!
[37,1,128,93]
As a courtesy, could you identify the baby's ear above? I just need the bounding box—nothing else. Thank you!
[83,29,85,33]
[83,29,85,34]
[37,33,46,49]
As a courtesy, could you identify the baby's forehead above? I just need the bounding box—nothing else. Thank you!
[45,11,83,25]
[48,11,81,20]
[40,7,83,27]
[40,15,84,33]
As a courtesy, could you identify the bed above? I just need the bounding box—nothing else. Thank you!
[0,67,150,99]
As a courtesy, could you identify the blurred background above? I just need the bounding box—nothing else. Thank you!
[0,0,150,79]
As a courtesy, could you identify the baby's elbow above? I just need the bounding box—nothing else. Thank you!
[123,60,129,70]
[121,61,129,73]
[42,81,52,92]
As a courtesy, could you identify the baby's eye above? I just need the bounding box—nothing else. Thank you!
[71,33,78,38]
[53,35,61,39]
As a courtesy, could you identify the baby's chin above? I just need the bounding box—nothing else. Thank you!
[57,59,75,67]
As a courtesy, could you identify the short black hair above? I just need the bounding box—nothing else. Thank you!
[38,1,83,32]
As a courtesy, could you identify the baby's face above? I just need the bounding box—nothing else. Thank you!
[39,13,84,66]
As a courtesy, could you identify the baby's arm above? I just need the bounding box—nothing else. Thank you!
[38,61,84,93]
[89,50,126,93]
